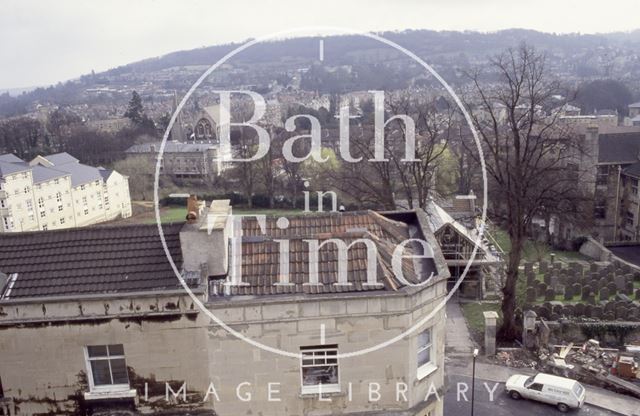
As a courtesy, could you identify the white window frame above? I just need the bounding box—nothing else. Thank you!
[417,328,437,380]
[300,344,340,395]
[83,344,130,394]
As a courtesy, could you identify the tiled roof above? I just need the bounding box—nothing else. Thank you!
[598,133,640,164]
[0,223,184,299]
[214,211,437,296]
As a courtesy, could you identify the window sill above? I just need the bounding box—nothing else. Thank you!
[84,388,136,401]
[300,385,342,397]
[417,363,438,381]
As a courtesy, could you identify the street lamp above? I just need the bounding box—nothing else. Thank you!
[471,348,479,416]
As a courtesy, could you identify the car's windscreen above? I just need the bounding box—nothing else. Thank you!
[573,383,584,397]
[524,376,534,388]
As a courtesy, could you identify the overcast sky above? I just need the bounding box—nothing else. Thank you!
[1,0,639,90]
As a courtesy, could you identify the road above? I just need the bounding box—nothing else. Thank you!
[444,375,618,416]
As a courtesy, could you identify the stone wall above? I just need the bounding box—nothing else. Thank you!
[0,293,211,415]
[204,279,448,416]
[0,279,448,416]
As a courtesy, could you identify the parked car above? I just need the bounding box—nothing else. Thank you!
[505,373,586,412]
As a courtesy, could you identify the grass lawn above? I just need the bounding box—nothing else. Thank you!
[489,227,589,263]
[460,302,502,338]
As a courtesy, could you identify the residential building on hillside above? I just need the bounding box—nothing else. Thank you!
[589,127,640,242]
[0,199,450,416]
[0,152,131,233]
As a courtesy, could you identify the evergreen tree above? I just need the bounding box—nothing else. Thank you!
[124,91,144,124]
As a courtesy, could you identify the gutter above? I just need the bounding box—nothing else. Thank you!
[0,287,205,306]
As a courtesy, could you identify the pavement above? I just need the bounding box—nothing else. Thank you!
[444,374,617,416]
[445,301,476,357]
[444,302,640,416]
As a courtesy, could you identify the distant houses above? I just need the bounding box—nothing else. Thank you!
[0,152,132,232]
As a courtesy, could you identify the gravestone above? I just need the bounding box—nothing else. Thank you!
[545,288,556,301]
[526,287,537,303]
[584,304,593,317]
[564,285,574,301]
[581,285,592,301]
[539,261,548,274]
[599,287,609,301]
[574,303,585,317]
[537,282,548,298]
[614,276,626,291]
[636,289,640,300]
[524,262,533,275]
[592,306,603,319]
[562,304,575,317]
[573,283,582,296]
[526,272,535,286]
[625,281,635,296]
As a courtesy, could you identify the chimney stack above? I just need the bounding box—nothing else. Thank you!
[180,199,232,277]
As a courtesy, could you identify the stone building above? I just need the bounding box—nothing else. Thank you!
[0,200,450,416]
[0,152,131,233]
[125,141,226,180]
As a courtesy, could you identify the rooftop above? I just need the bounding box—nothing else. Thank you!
[126,141,219,154]
[214,210,438,296]
[0,223,184,300]
[598,132,640,164]
[0,152,107,187]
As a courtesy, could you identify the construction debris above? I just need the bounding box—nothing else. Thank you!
[544,340,640,399]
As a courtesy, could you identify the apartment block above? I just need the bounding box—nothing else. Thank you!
[0,152,132,232]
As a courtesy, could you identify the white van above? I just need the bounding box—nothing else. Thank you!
[505,373,586,412]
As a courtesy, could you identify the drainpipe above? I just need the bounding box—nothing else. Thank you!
[613,165,622,242]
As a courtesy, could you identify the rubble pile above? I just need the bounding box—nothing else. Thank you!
[492,349,538,369]
[542,340,640,398]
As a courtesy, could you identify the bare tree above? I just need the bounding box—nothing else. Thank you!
[464,44,589,340]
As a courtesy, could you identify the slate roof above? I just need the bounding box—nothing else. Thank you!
[623,161,640,178]
[47,161,103,186]
[126,141,218,154]
[0,223,184,300]
[30,164,68,184]
[629,102,640,108]
[43,152,79,166]
[0,154,25,163]
[598,133,640,164]
[0,160,30,177]
[98,167,114,181]
[213,211,437,296]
